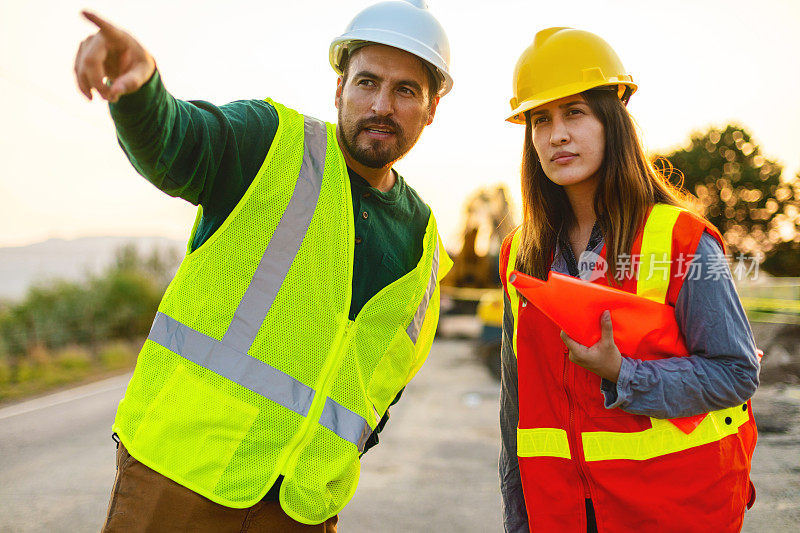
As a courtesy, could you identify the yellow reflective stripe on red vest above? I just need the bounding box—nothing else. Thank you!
[506,231,522,357]
[637,204,681,304]
[582,403,749,461]
[517,427,572,459]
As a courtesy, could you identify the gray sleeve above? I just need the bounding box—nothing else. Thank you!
[601,231,760,418]
[499,292,529,532]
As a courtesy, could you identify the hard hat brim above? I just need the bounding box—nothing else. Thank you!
[506,80,638,124]
[330,29,453,96]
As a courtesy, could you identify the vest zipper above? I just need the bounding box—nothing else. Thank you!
[280,319,356,480]
[563,346,592,500]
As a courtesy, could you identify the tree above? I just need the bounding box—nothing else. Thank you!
[659,124,800,275]
[90,268,162,340]
[760,175,800,275]
[112,242,180,286]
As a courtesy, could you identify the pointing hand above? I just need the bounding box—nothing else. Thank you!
[74,11,156,103]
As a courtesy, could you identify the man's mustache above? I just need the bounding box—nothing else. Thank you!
[357,118,402,135]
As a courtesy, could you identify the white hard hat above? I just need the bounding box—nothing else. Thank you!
[329,0,453,96]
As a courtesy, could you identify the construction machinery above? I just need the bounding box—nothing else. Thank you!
[440,185,515,378]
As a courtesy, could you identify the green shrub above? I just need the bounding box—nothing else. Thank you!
[0,358,11,385]
[55,345,92,370]
[14,358,42,383]
[99,341,138,370]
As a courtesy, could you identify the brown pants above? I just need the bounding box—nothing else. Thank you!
[102,443,338,532]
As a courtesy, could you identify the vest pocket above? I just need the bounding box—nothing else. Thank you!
[131,364,259,491]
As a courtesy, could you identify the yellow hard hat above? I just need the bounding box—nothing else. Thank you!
[507,27,637,124]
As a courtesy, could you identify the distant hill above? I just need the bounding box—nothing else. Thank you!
[0,236,184,302]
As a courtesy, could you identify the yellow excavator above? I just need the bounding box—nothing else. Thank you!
[440,185,516,378]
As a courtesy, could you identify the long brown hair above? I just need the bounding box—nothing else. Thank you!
[515,88,689,283]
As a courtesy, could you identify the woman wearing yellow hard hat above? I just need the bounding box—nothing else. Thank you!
[498,28,760,532]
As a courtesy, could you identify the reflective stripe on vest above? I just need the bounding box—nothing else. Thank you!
[145,115,440,452]
[506,231,522,357]
[148,311,315,416]
[517,427,571,459]
[407,243,440,343]
[223,116,327,354]
[582,403,750,461]
[637,204,681,304]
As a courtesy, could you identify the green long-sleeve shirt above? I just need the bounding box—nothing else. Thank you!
[108,71,431,499]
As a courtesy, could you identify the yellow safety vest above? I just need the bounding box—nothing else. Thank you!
[112,100,452,524]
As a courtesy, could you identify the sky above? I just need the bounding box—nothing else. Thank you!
[2,0,799,250]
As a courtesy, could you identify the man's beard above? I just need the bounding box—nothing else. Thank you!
[337,106,418,169]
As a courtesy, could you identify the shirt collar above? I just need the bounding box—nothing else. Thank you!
[347,167,403,204]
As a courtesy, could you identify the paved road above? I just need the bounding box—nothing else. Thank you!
[0,340,502,532]
[338,340,502,532]
[743,385,800,531]
[0,374,129,531]
[1,339,797,532]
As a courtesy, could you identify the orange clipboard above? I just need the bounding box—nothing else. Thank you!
[510,270,706,434]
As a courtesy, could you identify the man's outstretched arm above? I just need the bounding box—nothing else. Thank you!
[73,12,277,209]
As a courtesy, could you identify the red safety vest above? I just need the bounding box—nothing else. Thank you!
[500,204,757,532]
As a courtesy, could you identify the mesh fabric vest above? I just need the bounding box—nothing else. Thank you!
[112,100,451,524]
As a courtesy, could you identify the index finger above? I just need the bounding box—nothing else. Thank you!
[82,11,123,38]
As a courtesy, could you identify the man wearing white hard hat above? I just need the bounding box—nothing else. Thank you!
[74,1,453,530]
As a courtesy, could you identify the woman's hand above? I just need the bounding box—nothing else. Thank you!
[74,12,156,103]
[561,310,622,382]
